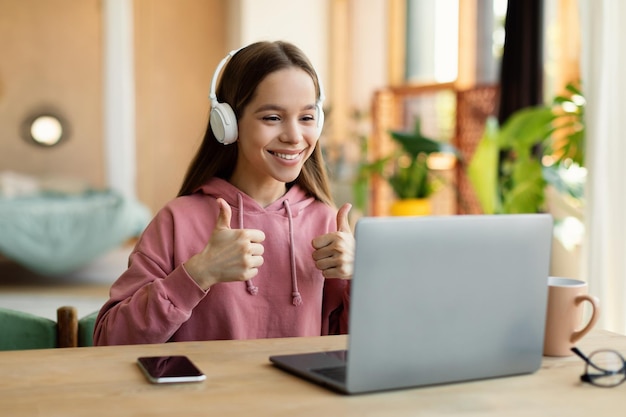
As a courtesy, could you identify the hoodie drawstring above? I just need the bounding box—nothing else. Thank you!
[238,193,259,296]
[283,201,302,306]
[233,193,301,306]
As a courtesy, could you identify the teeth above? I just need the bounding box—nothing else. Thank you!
[273,152,299,160]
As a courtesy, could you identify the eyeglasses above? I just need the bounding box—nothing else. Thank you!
[571,347,626,387]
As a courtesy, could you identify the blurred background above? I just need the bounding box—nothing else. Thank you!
[4,0,621,332]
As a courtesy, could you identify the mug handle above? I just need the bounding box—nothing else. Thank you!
[570,294,600,344]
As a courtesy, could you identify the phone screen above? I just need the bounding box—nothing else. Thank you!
[137,355,206,384]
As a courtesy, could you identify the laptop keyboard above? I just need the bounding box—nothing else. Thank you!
[312,366,347,383]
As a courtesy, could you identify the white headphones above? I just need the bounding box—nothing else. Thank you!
[208,47,326,145]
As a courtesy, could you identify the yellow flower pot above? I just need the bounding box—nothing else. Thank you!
[390,198,431,216]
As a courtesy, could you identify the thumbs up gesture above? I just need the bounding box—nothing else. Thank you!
[184,198,265,290]
[311,203,355,279]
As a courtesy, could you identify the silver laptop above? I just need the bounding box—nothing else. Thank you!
[270,214,553,394]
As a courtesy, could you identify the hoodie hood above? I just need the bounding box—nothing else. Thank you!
[197,178,317,218]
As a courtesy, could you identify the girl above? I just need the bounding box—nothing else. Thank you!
[94,41,354,345]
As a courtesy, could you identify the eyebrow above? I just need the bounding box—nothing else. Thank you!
[253,103,316,114]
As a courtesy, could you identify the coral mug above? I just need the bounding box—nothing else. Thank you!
[543,277,600,357]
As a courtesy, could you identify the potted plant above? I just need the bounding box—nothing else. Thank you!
[355,118,460,216]
[467,82,585,215]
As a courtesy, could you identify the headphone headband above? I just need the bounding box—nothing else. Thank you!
[208,46,325,145]
[208,48,242,108]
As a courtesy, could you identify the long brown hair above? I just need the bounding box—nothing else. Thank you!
[178,41,333,206]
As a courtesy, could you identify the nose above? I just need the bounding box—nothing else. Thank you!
[279,119,303,143]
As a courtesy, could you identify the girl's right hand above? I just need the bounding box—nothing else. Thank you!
[184,198,265,290]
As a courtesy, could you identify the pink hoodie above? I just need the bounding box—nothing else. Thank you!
[93,178,350,345]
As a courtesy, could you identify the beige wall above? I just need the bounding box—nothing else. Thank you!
[134,0,226,212]
[0,0,104,186]
[0,0,384,214]
[0,0,227,214]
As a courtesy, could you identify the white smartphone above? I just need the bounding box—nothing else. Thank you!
[137,355,206,384]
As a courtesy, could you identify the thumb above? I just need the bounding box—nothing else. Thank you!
[336,203,352,233]
[215,198,232,230]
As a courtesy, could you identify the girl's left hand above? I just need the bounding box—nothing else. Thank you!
[311,203,354,279]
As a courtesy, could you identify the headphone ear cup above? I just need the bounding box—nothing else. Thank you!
[210,102,238,145]
[316,103,325,138]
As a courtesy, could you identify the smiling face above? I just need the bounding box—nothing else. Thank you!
[229,67,320,205]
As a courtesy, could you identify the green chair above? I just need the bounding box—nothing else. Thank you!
[78,311,99,347]
[0,306,78,350]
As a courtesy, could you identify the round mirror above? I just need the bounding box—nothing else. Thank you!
[22,112,68,147]
[31,116,63,146]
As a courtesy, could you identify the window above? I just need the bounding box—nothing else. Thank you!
[405,0,507,85]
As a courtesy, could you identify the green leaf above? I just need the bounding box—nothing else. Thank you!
[502,159,546,213]
[467,116,501,214]
[499,106,555,150]
[390,119,460,159]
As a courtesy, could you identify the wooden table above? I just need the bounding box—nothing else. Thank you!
[1,329,624,416]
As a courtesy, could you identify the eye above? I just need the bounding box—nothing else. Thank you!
[300,114,315,122]
[262,115,281,122]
